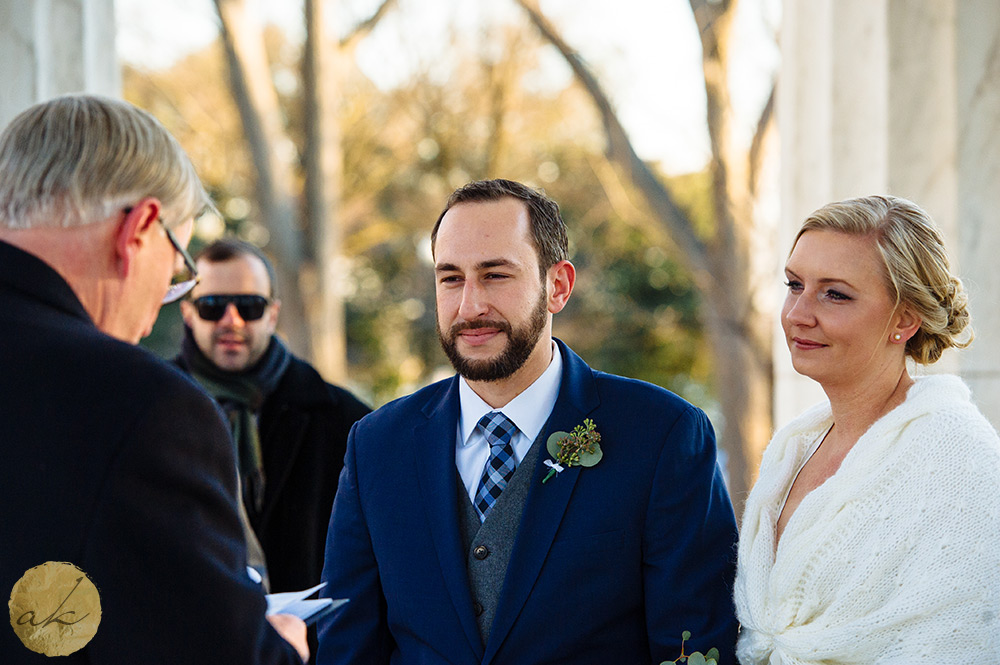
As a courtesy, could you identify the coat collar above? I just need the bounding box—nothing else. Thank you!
[0,240,93,325]
[411,339,601,663]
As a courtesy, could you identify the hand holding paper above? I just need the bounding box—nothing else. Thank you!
[265,582,348,626]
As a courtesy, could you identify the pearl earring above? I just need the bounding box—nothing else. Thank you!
[893,333,902,341]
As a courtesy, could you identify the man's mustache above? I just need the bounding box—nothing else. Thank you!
[448,319,512,338]
[212,330,248,343]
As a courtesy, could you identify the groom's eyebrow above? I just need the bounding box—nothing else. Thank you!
[435,259,518,273]
[435,262,462,274]
[476,259,517,270]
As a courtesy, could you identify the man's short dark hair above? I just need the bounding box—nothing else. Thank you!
[431,179,569,278]
[194,238,278,299]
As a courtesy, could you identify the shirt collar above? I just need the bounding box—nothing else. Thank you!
[458,341,564,447]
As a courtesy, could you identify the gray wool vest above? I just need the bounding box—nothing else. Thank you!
[457,434,544,645]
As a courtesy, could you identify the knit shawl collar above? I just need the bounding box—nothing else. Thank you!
[741,375,970,562]
[735,374,986,664]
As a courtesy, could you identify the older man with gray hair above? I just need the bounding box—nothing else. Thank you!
[0,95,307,663]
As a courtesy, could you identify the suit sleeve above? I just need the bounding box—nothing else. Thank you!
[80,380,302,664]
[317,423,394,664]
[643,405,739,664]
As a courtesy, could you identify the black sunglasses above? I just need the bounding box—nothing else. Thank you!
[191,295,271,322]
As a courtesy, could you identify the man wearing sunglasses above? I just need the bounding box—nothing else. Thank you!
[176,239,370,604]
[0,95,308,663]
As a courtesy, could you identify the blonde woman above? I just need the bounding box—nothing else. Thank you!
[735,196,1000,664]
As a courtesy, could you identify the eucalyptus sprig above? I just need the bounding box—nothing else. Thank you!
[660,631,720,665]
[541,418,602,483]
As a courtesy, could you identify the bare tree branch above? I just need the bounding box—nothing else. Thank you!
[689,0,742,283]
[214,0,303,263]
[515,0,775,517]
[214,0,311,355]
[340,0,397,49]
[749,81,775,196]
[513,0,712,289]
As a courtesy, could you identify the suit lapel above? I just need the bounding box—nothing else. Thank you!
[483,341,600,663]
[411,378,485,661]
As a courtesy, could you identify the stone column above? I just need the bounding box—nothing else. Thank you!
[954,2,1000,425]
[777,0,1000,428]
[0,0,118,130]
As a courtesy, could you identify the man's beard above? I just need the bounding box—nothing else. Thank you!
[438,289,548,382]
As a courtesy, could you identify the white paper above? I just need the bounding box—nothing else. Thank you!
[265,582,348,624]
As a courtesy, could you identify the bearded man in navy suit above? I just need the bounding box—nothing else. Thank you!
[318,178,738,664]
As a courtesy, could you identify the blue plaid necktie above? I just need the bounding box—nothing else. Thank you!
[474,411,518,521]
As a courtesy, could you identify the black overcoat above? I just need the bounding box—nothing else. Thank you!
[0,240,300,664]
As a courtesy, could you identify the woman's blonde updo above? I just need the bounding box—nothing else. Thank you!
[794,195,972,364]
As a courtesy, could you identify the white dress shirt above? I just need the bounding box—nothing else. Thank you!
[455,342,564,501]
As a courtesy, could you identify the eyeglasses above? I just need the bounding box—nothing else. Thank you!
[158,218,200,304]
[190,295,272,322]
[122,206,200,304]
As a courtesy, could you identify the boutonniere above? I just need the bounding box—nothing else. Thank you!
[541,418,602,484]
[660,631,720,665]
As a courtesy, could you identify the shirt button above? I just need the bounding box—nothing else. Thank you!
[473,545,489,560]
[473,602,483,616]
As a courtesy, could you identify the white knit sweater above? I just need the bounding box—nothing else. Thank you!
[734,375,1000,664]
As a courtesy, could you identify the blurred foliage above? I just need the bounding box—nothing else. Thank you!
[130,18,715,409]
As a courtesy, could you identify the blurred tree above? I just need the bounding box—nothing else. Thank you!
[514,0,777,512]
[334,21,709,406]
[214,0,310,357]
[125,43,254,359]
[126,5,712,420]
[300,0,397,380]
[213,0,394,380]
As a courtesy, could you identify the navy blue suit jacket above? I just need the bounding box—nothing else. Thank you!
[318,340,738,664]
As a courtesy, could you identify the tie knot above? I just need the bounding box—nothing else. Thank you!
[478,411,517,448]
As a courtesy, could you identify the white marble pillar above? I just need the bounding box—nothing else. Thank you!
[0,0,118,130]
[953,1,1000,425]
[777,0,1000,428]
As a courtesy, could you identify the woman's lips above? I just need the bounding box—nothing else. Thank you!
[791,336,826,350]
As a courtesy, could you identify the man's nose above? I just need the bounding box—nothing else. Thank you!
[218,303,246,326]
[457,281,489,320]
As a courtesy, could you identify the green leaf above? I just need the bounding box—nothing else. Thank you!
[547,431,569,457]
[681,630,691,641]
[577,443,603,467]
[687,653,706,665]
[706,647,719,661]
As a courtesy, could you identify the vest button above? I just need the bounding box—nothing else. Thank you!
[473,545,489,560]
[473,602,483,616]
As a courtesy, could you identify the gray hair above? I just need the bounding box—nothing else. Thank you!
[0,94,210,230]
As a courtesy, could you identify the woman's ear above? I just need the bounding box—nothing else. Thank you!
[892,306,922,344]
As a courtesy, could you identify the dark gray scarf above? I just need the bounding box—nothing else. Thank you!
[180,328,291,516]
